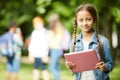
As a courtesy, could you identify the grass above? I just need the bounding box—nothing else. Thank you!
[109,65,120,80]
[0,57,120,80]
[0,57,74,80]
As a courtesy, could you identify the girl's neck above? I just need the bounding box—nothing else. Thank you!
[82,30,94,42]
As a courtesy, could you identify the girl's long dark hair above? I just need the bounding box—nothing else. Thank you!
[72,4,103,61]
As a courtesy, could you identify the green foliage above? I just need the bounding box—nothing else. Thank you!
[36,0,52,14]
[0,0,36,37]
[111,7,120,23]
[0,0,119,38]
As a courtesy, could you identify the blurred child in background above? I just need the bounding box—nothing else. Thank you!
[28,16,50,80]
[48,13,71,80]
[0,21,23,80]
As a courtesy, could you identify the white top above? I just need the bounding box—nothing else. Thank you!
[28,28,50,58]
[80,40,96,80]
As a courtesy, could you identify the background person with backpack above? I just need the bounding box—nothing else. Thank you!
[0,21,23,80]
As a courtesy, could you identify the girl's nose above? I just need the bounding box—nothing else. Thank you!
[83,20,87,26]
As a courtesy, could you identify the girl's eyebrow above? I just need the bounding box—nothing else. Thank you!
[78,16,93,19]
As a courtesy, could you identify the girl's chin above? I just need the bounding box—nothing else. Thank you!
[82,29,93,33]
[83,29,90,32]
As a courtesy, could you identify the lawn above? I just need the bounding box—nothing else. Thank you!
[0,57,120,80]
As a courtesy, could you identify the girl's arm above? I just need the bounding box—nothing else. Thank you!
[98,36,113,73]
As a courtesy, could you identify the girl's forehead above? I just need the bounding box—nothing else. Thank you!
[77,10,92,18]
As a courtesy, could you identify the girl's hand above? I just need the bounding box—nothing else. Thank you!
[65,61,75,69]
[95,61,108,72]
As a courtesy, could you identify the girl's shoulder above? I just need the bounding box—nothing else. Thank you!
[99,35,110,47]
[99,35,109,42]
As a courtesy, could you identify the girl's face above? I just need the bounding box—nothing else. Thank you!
[76,10,94,33]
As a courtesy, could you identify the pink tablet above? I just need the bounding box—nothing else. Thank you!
[64,49,99,73]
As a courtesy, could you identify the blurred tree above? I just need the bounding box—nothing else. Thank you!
[111,5,120,61]
[99,0,120,62]
[0,0,36,37]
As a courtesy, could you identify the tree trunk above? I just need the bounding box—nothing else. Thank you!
[102,12,115,63]
[116,24,120,61]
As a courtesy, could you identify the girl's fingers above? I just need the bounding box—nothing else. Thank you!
[96,61,104,66]
[65,62,75,69]
[95,61,107,71]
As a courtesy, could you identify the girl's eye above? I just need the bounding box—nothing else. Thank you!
[78,17,93,22]
[87,18,93,21]
[79,19,83,22]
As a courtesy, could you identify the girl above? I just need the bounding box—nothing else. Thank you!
[48,13,64,80]
[65,4,113,80]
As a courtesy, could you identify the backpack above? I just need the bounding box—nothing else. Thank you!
[0,37,7,56]
[0,33,15,59]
